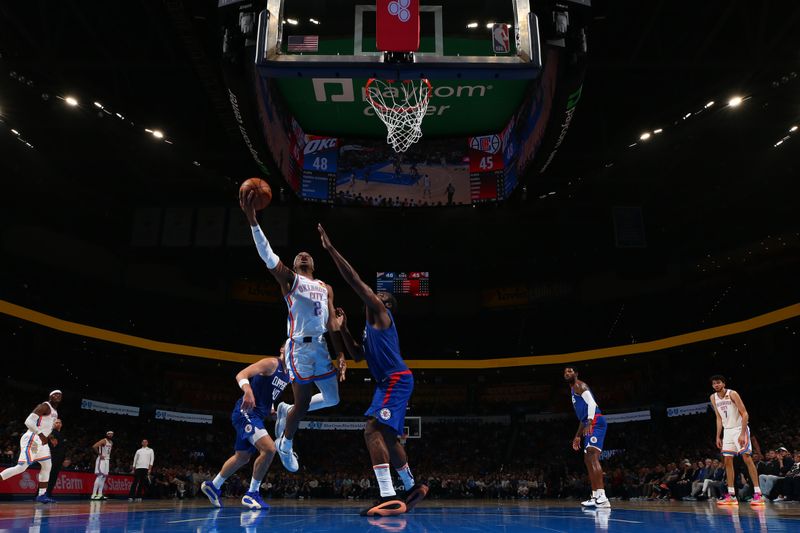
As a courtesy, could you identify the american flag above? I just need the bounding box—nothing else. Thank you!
[288,35,319,52]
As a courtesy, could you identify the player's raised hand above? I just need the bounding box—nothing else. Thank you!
[572,436,581,451]
[318,223,332,250]
[239,187,257,225]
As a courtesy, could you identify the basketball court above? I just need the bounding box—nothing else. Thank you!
[1,499,798,532]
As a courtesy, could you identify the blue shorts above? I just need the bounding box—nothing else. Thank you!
[365,370,413,436]
[583,416,607,453]
[231,409,268,454]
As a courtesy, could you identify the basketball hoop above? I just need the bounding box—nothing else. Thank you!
[365,78,432,153]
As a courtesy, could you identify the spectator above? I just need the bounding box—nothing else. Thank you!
[46,419,66,500]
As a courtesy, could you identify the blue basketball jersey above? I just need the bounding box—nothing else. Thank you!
[233,359,290,419]
[362,310,408,382]
[571,385,602,424]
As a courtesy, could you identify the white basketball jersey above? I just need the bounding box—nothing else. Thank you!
[285,274,329,339]
[713,389,742,430]
[35,401,58,438]
[99,439,113,460]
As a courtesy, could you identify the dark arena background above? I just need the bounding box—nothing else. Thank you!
[1,1,799,531]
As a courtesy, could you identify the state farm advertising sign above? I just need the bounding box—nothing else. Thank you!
[0,468,133,495]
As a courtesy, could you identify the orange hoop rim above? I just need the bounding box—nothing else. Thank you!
[365,78,432,113]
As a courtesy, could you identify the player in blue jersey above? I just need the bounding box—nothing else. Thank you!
[201,345,290,509]
[241,190,347,473]
[564,366,610,509]
[318,224,428,517]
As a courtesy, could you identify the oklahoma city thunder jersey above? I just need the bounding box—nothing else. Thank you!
[98,440,113,460]
[571,386,602,424]
[713,389,742,430]
[36,401,58,437]
[285,274,329,339]
[362,310,408,381]
[233,359,290,420]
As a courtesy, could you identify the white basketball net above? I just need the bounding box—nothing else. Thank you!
[366,78,432,153]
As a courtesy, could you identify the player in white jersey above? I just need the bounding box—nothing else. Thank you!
[240,188,347,473]
[710,374,764,506]
[0,390,62,503]
[90,431,114,500]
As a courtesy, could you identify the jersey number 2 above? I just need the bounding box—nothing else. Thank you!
[313,301,322,316]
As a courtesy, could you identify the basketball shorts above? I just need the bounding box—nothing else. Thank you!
[722,426,752,456]
[95,457,110,476]
[231,409,269,454]
[583,415,607,453]
[17,432,51,465]
[365,370,414,436]
[285,337,336,383]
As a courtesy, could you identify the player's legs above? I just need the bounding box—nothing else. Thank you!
[242,435,277,509]
[584,448,604,491]
[308,375,340,412]
[361,418,406,516]
[0,462,29,480]
[379,423,427,510]
[742,454,763,504]
[37,460,51,496]
[283,381,313,440]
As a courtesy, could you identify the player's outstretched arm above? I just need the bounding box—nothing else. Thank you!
[324,284,348,382]
[317,224,388,320]
[236,358,279,411]
[240,186,295,294]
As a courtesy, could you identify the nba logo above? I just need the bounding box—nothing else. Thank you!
[492,24,510,53]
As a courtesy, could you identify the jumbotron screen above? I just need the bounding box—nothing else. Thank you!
[376,272,430,297]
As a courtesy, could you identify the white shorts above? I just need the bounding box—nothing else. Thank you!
[95,457,110,475]
[17,432,51,465]
[722,426,752,456]
[285,337,336,383]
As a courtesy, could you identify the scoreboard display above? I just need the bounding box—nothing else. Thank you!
[376,272,430,297]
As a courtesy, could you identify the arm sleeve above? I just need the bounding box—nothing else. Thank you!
[580,390,598,421]
[149,450,154,467]
[25,413,41,434]
[251,224,280,269]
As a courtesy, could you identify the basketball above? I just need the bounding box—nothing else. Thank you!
[240,178,272,210]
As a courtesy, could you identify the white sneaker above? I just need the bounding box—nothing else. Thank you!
[595,496,611,508]
[581,497,597,507]
[275,402,290,441]
[275,436,299,472]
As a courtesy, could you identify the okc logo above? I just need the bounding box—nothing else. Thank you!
[379,408,392,421]
[388,0,412,23]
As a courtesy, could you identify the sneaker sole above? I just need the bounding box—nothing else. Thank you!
[405,484,429,512]
[241,496,266,510]
[201,485,222,508]
[361,499,407,517]
[275,438,299,472]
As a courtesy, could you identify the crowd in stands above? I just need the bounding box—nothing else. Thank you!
[2,382,799,505]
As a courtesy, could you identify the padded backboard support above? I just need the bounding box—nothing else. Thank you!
[376,0,420,52]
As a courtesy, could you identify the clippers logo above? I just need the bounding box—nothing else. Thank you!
[379,408,392,421]
[388,0,412,22]
[470,135,501,154]
[244,424,253,434]
[590,436,598,444]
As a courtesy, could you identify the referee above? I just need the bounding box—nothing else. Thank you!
[46,419,65,500]
[129,439,154,502]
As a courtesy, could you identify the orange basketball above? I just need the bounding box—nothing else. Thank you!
[240,178,272,210]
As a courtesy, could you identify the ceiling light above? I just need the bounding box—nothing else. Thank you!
[10,129,19,135]
[704,101,715,108]
[287,18,298,25]
[639,132,651,141]
[775,140,783,147]
[466,22,478,29]
[309,18,320,25]
[653,128,663,134]
[790,125,798,132]
[728,96,743,107]
[93,101,103,108]
[683,113,691,119]
[152,130,164,139]
[64,96,78,107]
[486,22,495,28]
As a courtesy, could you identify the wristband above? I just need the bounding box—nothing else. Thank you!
[238,378,250,390]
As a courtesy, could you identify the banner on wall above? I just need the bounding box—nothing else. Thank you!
[155,410,213,424]
[604,410,651,424]
[667,402,711,417]
[0,469,133,495]
[231,279,282,303]
[80,399,139,417]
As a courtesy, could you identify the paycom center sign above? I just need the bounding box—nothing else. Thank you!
[275,78,530,137]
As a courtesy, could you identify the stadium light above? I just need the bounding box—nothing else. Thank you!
[65,96,78,107]
[93,101,103,109]
[152,130,164,139]
[309,18,320,25]
[10,129,19,135]
[639,132,651,141]
[486,22,495,28]
[728,96,743,107]
[466,22,478,29]
[790,125,798,132]
[704,101,715,109]
[286,18,298,25]
[653,128,663,134]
